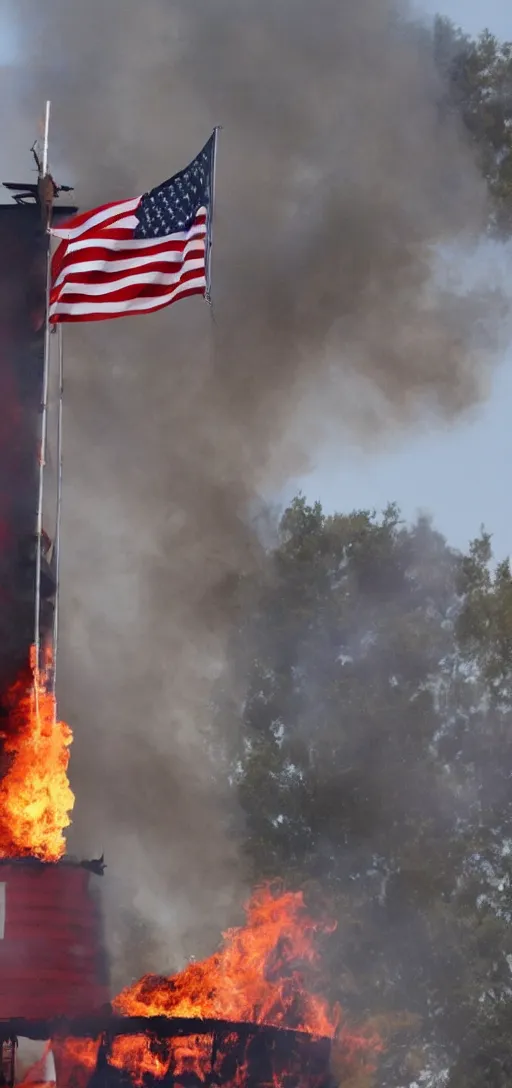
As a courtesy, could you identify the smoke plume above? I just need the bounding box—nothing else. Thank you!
[2,0,507,985]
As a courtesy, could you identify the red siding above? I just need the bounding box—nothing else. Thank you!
[0,864,109,1019]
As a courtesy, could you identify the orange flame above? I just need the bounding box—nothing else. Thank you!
[110,1036,173,1082]
[57,887,380,1087]
[115,885,339,1035]
[52,1037,100,1088]
[0,646,74,861]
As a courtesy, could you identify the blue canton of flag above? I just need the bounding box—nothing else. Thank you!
[135,133,215,239]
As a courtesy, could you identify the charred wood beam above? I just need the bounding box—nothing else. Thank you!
[0,1013,331,1051]
[0,855,105,874]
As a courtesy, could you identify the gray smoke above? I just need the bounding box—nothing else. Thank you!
[3,0,507,987]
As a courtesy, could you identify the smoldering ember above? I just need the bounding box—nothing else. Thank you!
[1,3,512,1088]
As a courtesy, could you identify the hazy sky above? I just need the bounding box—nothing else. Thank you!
[298,0,512,559]
[416,0,511,37]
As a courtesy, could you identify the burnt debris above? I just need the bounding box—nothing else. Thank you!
[0,1016,332,1088]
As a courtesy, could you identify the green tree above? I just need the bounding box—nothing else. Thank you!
[232,499,512,1087]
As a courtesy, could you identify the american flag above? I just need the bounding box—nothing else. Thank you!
[49,132,217,323]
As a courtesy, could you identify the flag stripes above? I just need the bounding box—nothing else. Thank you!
[49,208,207,323]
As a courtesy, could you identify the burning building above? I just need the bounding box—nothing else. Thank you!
[0,885,366,1088]
[0,139,378,1088]
[0,155,109,1085]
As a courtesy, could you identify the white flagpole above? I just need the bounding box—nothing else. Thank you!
[34,99,52,686]
[51,322,64,693]
[205,126,220,304]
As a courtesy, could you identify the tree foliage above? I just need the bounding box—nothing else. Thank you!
[226,17,512,1084]
[233,498,512,1087]
[434,16,512,232]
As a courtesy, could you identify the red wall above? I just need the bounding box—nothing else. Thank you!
[0,863,109,1019]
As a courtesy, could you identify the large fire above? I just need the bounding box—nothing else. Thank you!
[0,646,74,861]
[115,886,339,1034]
[57,887,380,1087]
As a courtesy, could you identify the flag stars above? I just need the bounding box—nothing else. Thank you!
[134,133,214,240]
